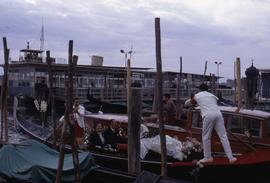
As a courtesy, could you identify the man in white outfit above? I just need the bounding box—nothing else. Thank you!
[185,84,237,164]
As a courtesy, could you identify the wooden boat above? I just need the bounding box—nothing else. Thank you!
[11,98,138,183]
[83,107,270,183]
[13,112,188,183]
[86,92,152,114]
[14,98,270,182]
[0,139,99,183]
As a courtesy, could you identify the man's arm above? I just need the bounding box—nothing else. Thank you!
[184,93,197,107]
[77,105,85,115]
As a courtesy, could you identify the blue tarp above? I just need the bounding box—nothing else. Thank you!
[0,140,98,182]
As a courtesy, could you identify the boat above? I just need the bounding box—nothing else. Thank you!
[85,90,152,114]
[10,98,137,183]
[12,110,190,183]
[14,98,270,183]
[0,139,97,183]
[85,92,127,113]
[83,106,270,182]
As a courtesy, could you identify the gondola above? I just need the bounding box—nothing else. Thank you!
[10,98,138,183]
[86,89,152,114]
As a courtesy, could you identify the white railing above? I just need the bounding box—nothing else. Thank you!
[54,87,236,103]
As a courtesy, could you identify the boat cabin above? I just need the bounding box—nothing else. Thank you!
[84,106,270,154]
[186,106,270,152]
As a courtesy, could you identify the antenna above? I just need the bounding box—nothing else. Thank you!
[40,18,44,58]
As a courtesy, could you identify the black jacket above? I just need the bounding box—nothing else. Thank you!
[89,131,105,147]
[104,128,121,148]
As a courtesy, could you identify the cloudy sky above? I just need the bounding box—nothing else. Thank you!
[1,0,270,80]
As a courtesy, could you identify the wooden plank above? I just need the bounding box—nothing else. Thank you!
[154,17,167,176]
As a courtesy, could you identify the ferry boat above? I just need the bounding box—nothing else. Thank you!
[5,43,234,110]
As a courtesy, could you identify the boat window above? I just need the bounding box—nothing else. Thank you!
[227,115,261,137]
[192,111,202,128]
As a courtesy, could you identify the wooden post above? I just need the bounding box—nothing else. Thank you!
[152,81,158,113]
[236,58,242,109]
[127,59,131,115]
[55,40,80,183]
[211,74,216,94]
[243,78,248,108]
[46,51,56,147]
[1,37,9,142]
[176,56,182,120]
[71,55,80,183]
[155,17,167,176]
[128,86,142,175]
[234,62,236,105]
[202,61,207,83]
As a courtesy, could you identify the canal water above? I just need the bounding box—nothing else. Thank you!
[1,115,30,144]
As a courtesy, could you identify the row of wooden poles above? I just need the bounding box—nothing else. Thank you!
[0,17,243,182]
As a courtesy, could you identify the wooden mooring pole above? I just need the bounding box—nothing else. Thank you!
[55,40,80,183]
[202,61,207,83]
[127,58,131,115]
[176,56,182,120]
[155,17,167,176]
[128,85,142,175]
[46,51,56,147]
[1,37,9,142]
[236,57,242,109]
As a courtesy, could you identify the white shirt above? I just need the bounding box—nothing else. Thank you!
[98,132,105,144]
[194,91,220,118]
[74,105,85,128]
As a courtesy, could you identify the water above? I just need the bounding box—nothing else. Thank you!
[1,115,30,144]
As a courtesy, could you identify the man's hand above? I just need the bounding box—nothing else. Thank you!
[235,106,241,113]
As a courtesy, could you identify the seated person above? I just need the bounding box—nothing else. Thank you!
[89,123,105,148]
[140,122,149,139]
[163,94,177,125]
[104,119,126,149]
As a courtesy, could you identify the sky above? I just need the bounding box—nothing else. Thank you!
[1,0,270,81]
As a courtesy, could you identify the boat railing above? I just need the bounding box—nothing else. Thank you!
[54,87,235,103]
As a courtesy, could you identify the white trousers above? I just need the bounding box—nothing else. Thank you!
[202,112,233,159]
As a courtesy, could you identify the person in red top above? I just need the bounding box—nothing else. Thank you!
[73,98,85,146]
